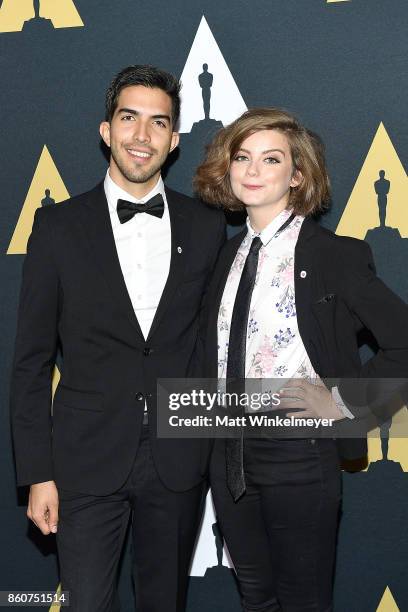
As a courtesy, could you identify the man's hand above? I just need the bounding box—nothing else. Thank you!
[277,377,344,421]
[27,481,59,535]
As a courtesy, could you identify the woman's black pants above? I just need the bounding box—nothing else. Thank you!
[210,437,342,612]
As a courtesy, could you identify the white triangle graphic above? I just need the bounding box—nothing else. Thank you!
[190,490,233,576]
[178,16,247,133]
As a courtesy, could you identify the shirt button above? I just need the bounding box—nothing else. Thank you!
[310,438,316,445]
[137,264,142,270]
[136,392,144,401]
[300,270,307,278]
[137,232,142,238]
[137,295,142,300]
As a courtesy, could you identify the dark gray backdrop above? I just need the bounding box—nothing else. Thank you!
[1,1,407,610]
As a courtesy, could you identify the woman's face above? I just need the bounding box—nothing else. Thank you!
[229,129,301,211]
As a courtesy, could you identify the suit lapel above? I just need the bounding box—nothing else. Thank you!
[80,182,145,341]
[146,187,189,341]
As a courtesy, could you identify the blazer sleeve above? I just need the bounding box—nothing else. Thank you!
[10,208,60,486]
[337,240,408,416]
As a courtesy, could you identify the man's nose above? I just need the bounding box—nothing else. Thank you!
[134,121,150,144]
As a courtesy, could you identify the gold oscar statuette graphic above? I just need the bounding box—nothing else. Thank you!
[365,406,408,472]
[336,122,408,240]
[7,145,70,255]
[376,586,400,611]
[337,122,408,472]
[0,0,83,33]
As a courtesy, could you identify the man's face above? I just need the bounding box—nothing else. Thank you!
[100,85,179,196]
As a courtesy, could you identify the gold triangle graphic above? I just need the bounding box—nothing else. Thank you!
[52,365,61,400]
[49,583,62,611]
[0,0,83,33]
[7,146,69,255]
[365,404,408,472]
[376,586,400,611]
[336,123,408,239]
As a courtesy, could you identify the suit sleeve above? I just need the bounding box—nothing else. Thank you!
[189,210,226,378]
[10,208,60,486]
[337,240,408,416]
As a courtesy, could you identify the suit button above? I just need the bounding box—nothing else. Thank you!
[143,347,152,356]
[136,392,144,401]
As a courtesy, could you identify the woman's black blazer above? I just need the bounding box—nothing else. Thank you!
[199,216,408,460]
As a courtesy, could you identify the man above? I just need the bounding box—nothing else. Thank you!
[10,65,225,611]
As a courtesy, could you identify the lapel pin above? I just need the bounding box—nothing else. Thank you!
[300,270,307,278]
[177,246,183,254]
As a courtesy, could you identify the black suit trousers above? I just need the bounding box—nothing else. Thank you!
[56,426,206,612]
[210,437,342,612]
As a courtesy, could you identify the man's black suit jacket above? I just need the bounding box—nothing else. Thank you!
[199,216,408,461]
[10,182,226,495]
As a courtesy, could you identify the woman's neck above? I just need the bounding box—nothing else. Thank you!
[246,200,289,233]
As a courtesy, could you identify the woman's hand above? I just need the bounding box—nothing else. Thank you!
[277,377,344,421]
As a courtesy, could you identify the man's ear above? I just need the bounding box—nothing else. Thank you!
[290,169,303,188]
[169,131,180,153]
[99,121,111,148]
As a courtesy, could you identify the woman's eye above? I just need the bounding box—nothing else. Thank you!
[233,155,248,162]
[264,157,280,164]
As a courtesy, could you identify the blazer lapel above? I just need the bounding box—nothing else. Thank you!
[146,187,189,341]
[294,216,322,373]
[80,182,145,341]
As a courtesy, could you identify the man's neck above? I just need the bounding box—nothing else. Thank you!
[108,168,161,200]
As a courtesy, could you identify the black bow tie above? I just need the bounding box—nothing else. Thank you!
[117,193,165,224]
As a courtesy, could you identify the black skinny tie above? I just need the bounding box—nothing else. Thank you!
[226,236,263,501]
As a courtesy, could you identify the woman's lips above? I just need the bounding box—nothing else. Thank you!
[243,184,263,190]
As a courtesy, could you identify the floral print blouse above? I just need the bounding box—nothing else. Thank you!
[217,208,318,382]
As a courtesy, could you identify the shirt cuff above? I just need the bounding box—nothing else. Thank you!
[332,385,355,419]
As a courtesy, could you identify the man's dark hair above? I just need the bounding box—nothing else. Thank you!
[105,65,181,127]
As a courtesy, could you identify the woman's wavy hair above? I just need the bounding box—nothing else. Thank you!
[194,108,331,215]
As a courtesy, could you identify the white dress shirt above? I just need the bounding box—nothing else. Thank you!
[104,170,171,340]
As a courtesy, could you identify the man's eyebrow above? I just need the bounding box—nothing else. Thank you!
[152,114,171,122]
[117,108,139,116]
[117,108,171,122]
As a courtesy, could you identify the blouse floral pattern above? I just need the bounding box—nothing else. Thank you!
[217,209,317,383]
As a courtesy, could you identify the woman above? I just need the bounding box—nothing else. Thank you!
[194,108,408,612]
